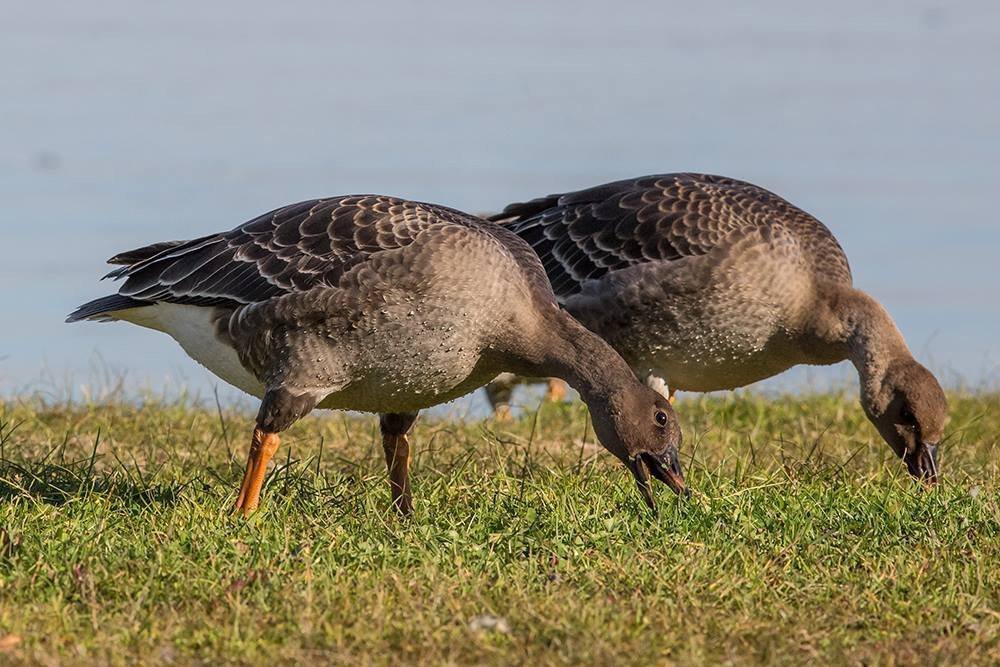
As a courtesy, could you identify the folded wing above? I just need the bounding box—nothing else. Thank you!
[491,173,852,300]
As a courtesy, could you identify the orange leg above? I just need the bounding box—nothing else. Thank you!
[494,404,513,422]
[382,431,412,515]
[546,378,568,403]
[485,376,514,420]
[668,388,676,405]
[234,427,281,516]
[380,413,418,515]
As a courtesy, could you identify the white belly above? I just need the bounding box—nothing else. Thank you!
[113,303,265,398]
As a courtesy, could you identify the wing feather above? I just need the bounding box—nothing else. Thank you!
[491,173,853,299]
[102,195,486,309]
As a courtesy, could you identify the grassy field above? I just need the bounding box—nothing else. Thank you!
[0,389,998,665]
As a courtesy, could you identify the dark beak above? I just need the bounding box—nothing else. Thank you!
[904,442,939,485]
[627,449,689,510]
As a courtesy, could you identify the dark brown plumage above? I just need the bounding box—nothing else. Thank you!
[491,173,852,299]
[93,197,551,310]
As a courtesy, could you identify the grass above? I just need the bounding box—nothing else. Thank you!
[0,390,998,665]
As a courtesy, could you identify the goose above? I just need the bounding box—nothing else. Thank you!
[67,194,687,515]
[488,173,948,482]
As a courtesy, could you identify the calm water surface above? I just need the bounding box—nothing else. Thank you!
[2,1,998,412]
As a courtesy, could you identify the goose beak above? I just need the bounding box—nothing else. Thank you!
[628,450,688,510]
[905,442,939,485]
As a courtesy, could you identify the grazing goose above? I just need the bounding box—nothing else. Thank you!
[68,195,686,515]
[489,173,948,482]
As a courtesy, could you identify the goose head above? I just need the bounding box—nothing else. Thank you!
[589,386,687,508]
[864,358,948,484]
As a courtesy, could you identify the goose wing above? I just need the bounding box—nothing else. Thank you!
[490,173,853,299]
[102,196,481,309]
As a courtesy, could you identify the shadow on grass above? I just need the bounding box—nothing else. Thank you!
[0,458,186,507]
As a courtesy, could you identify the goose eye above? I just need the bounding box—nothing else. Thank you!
[900,406,915,424]
[654,410,668,427]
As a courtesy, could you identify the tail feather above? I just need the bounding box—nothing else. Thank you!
[487,193,563,224]
[107,240,188,265]
[66,294,150,323]
[72,239,193,322]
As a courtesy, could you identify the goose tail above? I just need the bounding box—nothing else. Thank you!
[66,294,150,323]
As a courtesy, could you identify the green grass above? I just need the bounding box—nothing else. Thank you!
[0,390,998,665]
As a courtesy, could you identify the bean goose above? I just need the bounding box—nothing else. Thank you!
[489,173,947,481]
[68,195,687,514]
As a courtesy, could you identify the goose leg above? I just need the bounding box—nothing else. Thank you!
[545,378,568,402]
[380,412,419,515]
[485,374,515,421]
[234,427,281,516]
[234,387,318,517]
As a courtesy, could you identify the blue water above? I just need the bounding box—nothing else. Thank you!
[2,1,998,411]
